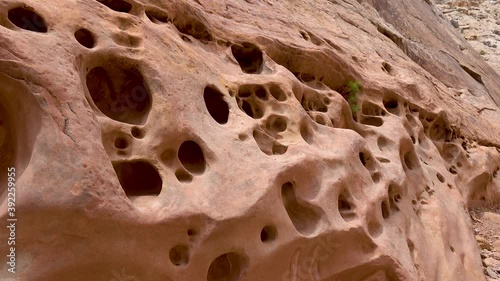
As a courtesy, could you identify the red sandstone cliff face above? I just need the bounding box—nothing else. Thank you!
[0,0,499,280]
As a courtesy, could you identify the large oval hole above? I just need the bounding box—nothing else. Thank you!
[113,161,162,197]
[85,62,152,125]
[204,86,229,124]
[74,28,95,48]
[178,141,206,174]
[8,6,48,33]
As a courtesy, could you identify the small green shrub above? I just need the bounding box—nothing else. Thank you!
[347,80,361,93]
[340,80,361,114]
[480,50,486,55]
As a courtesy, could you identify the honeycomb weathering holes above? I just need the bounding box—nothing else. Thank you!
[96,0,132,13]
[338,193,356,222]
[114,137,128,149]
[172,10,213,42]
[178,141,206,174]
[361,102,384,116]
[260,225,277,243]
[131,127,144,139]
[403,151,418,170]
[272,144,287,155]
[85,63,152,125]
[236,85,266,119]
[145,9,170,24]
[231,43,264,74]
[113,161,162,197]
[255,87,268,100]
[269,84,287,101]
[359,152,368,166]
[267,115,287,133]
[169,245,189,267]
[388,184,401,212]
[207,253,246,281]
[448,166,457,175]
[383,98,399,115]
[74,28,95,48]
[204,86,229,124]
[437,173,445,183]
[8,6,48,33]
[281,182,322,236]
[240,100,264,119]
[381,201,390,219]
[429,116,452,141]
[360,117,383,127]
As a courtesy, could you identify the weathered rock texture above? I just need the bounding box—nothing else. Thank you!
[435,0,500,76]
[0,0,500,280]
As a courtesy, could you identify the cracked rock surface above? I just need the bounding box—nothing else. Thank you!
[0,0,499,280]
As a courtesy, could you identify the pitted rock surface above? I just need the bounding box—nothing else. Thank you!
[0,0,500,280]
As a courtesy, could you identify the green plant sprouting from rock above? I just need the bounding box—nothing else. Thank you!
[341,80,361,114]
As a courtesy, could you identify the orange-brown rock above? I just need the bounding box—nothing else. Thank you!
[0,0,499,280]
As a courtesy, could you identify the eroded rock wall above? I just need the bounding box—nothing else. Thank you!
[0,0,499,280]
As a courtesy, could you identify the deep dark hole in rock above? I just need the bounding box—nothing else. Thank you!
[383,98,399,114]
[113,161,162,197]
[145,9,170,24]
[231,43,264,74]
[359,152,368,166]
[238,87,252,98]
[269,85,287,101]
[437,173,445,183]
[260,225,277,243]
[255,86,267,100]
[131,127,144,139]
[269,116,287,133]
[169,245,189,266]
[241,100,254,118]
[74,28,95,48]
[8,7,48,33]
[207,253,244,281]
[178,141,206,174]
[175,169,193,183]
[204,86,229,124]
[338,193,356,221]
[96,0,132,13]
[272,143,287,155]
[403,151,417,170]
[338,196,351,211]
[381,201,390,219]
[86,64,152,125]
[114,137,128,149]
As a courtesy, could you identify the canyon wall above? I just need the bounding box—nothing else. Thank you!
[0,0,499,280]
